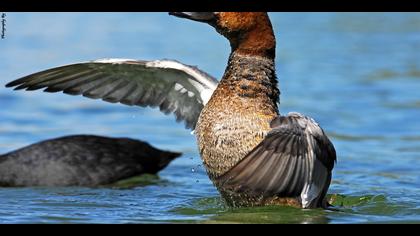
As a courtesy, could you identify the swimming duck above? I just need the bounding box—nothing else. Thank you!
[6,12,336,208]
[0,135,180,187]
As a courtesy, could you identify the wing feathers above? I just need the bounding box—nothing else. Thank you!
[6,59,218,129]
[216,112,336,208]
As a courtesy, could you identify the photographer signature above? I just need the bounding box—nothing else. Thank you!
[1,13,6,39]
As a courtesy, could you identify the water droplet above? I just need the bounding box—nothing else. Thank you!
[191,168,195,173]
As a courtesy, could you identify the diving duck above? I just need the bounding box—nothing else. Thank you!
[0,135,180,187]
[6,12,336,208]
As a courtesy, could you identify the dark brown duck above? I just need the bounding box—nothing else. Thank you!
[0,135,180,187]
[6,12,336,208]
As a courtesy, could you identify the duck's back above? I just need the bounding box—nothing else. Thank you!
[0,135,180,187]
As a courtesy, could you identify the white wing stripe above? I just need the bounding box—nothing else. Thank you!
[93,58,138,64]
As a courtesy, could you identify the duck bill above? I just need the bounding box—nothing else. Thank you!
[169,12,216,23]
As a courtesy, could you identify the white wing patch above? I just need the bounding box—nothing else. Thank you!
[152,60,217,105]
[200,89,214,105]
[174,83,183,91]
[187,91,195,98]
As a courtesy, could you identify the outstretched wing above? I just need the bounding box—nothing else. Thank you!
[6,59,219,129]
[216,112,336,208]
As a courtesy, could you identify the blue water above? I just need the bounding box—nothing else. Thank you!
[0,12,420,223]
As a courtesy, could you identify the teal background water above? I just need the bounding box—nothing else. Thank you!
[0,12,419,223]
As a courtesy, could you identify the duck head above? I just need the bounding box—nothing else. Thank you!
[169,12,276,58]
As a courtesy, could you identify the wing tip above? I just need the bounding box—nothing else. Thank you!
[5,80,22,88]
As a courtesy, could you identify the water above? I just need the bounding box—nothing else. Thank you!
[0,12,419,223]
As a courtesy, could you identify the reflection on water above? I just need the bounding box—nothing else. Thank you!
[171,197,325,224]
[170,194,402,224]
[364,67,420,82]
[0,12,420,223]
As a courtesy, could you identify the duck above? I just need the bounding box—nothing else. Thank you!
[6,12,336,208]
[0,135,181,187]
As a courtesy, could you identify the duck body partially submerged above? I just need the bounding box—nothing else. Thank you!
[0,135,180,187]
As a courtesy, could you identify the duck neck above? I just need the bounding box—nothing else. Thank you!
[218,51,280,116]
[228,13,276,59]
